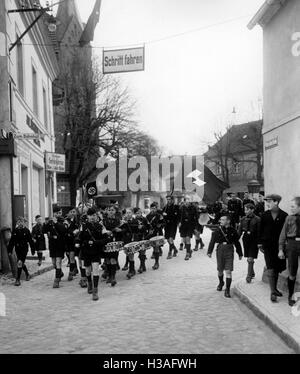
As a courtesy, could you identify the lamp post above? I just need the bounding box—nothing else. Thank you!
[247,179,261,200]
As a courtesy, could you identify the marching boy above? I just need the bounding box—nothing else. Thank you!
[207,215,243,298]
[8,217,35,286]
[32,215,46,266]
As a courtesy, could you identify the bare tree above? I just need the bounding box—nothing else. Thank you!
[54,52,136,205]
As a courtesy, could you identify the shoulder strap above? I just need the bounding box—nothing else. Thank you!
[219,226,230,244]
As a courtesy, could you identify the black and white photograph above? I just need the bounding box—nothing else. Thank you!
[0,0,300,362]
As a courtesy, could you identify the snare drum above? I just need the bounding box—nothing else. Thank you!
[149,236,165,247]
[138,240,152,251]
[124,242,141,255]
[104,241,124,253]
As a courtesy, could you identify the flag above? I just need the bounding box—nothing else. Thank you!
[86,181,98,199]
[203,165,229,204]
[79,0,102,47]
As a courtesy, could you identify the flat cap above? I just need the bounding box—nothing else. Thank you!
[87,207,97,216]
[264,194,282,202]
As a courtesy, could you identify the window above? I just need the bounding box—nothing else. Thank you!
[32,65,38,115]
[216,164,222,175]
[43,86,48,129]
[232,162,241,174]
[16,40,24,95]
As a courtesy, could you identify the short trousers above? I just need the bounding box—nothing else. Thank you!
[164,224,177,240]
[180,224,195,238]
[216,244,234,272]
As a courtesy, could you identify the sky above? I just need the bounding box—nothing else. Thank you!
[53,0,265,155]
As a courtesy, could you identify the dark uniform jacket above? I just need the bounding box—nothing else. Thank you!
[119,218,135,244]
[227,198,243,223]
[146,211,165,237]
[254,202,265,218]
[43,218,67,252]
[103,216,123,242]
[31,223,46,252]
[178,204,198,228]
[258,209,288,247]
[8,227,35,255]
[238,214,261,242]
[130,216,151,242]
[65,218,80,251]
[163,204,179,227]
[207,226,243,257]
[79,221,110,257]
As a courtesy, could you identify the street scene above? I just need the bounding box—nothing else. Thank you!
[1,0,300,358]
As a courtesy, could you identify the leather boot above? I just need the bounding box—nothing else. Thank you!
[53,278,60,288]
[217,275,224,291]
[246,261,254,283]
[179,243,184,251]
[200,238,205,249]
[194,240,200,251]
[167,250,173,260]
[92,288,99,301]
[224,278,232,298]
[110,265,117,287]
[79,277,87,288]
[267,269,277,302]
[273,272,283,297]
[87,279,93,294]
[288,277,296,306]
[173,247,178,257]
[127,261,136,279]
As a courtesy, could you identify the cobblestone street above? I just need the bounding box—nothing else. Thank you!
[0,229,294,354]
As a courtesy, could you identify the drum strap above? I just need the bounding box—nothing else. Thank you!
[86,227,96,242]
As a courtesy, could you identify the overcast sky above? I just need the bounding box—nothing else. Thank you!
[54,0,265,155]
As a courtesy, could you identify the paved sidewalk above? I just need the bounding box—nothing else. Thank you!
[233,278,300,354]
[0,251,54,286]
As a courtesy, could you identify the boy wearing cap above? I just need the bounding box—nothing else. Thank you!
[278,197,300,306]
[238,204,261,283]
[207,215,243,298]
[7,217,35,286]
[44,206,68,288]
[258,194,288,302]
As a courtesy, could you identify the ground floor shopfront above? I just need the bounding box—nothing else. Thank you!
[13,139,57,228]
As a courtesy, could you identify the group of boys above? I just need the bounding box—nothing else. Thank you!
[6,195,207,301]
[207,193,300,306]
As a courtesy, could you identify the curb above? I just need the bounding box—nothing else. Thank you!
[233,282,300,354]
[0,264,54,285]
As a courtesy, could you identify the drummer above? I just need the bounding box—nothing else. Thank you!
[120,208,137,279]
[133,207,151,274]
[79,208,111,301]
[102,204,124,286]
[146,203,165,270]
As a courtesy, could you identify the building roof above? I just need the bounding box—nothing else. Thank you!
[204,120,263,159]
[248,0,288,30]
[56,0,83,41]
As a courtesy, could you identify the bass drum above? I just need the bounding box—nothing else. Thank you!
[198,212,211,226]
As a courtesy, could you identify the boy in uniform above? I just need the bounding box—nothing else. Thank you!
[207,215,243,298]
[238,204,261,283]
[163,195,179,259]
[31,215,46,266]
[8,217,35,286]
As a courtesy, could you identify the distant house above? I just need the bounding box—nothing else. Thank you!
[204,120,264,198]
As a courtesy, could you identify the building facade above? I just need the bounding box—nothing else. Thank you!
[249,0,300,212]
[0,0,59,229]
[204,120,264,198]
